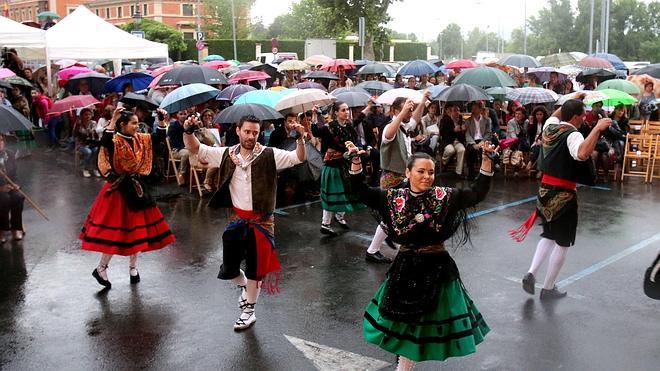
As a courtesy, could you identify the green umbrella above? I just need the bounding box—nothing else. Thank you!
[3,76,33,87]
[596,79,641,95]
[453,66,516,88]
[584,89,637,106]
[541,53,579,68]
[37,11,60,19]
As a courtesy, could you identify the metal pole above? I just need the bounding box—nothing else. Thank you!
[196,0,202,63]
[439,34,443,60]
[231,0,237,61]
[523,0,527,55]
[604,0,610,53]
[588,0,594,54]
[600,0,606,53]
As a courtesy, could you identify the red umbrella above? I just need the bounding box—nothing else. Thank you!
[320,59,356,72]
[49,95,100,116]
[204,60,233,69]
[578,56,614,70]
[150,64,175,77]
[57,66,92,81]
[228,70,271,84]
[445,59,479,69]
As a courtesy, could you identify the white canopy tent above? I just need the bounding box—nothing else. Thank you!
[0,16,46,59]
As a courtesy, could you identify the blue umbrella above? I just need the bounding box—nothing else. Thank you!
[159,83,219,114]
[591,53,627,71]
[398,60,438,76]
[233,90,284,108]
[204,54,225,62]
[105,72,154,93]
[213,103,283,124]
[216,84,257,102]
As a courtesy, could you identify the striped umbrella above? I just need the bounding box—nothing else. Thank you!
[540,53,579,68]
[506,87,559,105]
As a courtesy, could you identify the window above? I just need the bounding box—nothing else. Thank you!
[67,7,76,14]
[105,8,110,18]
[130,5,135,15]
[183,32,194,40]
[28,9,32,20]
[143,4,148,16]
[182,4,194,16]
[95,9,99,16]
[117,7,122,18]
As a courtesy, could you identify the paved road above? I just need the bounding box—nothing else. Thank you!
[1,147,659,370]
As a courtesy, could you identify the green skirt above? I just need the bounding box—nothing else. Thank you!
[363,278,489,362]
[320,165,365,212]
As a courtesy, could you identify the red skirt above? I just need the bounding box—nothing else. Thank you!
[80,183,175,256]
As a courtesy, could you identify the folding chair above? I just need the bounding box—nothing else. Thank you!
[620,133,653,183]
[646,135,660,183]
[165,137,181,182]
[189,165,205,197]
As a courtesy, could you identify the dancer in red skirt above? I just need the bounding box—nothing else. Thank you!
[80,107,175,288]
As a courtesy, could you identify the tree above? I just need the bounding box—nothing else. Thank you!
[204,0,255,39]
[527,0,575,55]
[268,0,347,39]
[249,19,269,39]
[437,23,462,60]
[121,19,187,55]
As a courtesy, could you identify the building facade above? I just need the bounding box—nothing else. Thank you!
[5,0,88,24]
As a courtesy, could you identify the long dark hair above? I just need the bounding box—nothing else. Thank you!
[115,110,137,133]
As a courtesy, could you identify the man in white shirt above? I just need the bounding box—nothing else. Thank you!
[465,101,493,180]
[183,115,306,330]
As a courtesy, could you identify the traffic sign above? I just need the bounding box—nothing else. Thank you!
[196,31,204,41]
[131,31,145,39]
[272,47,279,54]
[196,40,205,51]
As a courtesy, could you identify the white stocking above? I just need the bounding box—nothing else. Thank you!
[98,253,112,280]
[397,356,416,371]
[246,279,260,304]
[528,238,555,276]
[129,254,138,276]
[231,269,248,287]
[543,244,569,289]
[367,225,388,254]
[322,210,334,225]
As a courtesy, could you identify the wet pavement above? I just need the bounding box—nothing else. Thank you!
[1,145,659,371]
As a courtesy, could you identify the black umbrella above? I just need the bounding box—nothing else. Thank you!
[0,80,11,89]
[632,63,660,79]
[435,83,490,102]
[282,138,323,182]
[333,91,371,108]
[119,92,159,110]
[159,65,229,86]
[250,64,281,80]
[576,68,616,83]
[427,58,444,67]
[65,71,110,96]
[356,63,391,75]
[302,71,339,80]
[0,105,34,132]
[213,103,283,124]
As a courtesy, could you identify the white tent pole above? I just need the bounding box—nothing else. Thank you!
[45,49,53,97]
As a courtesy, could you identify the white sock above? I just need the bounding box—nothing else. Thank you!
[129,254,138,276]
[367,225,388,254]
[397,356,416,371]
[246,279,260,304]
[528,238,555,276]
[322,210,333,225]
[231,269,248,287]
[543,244,569,289]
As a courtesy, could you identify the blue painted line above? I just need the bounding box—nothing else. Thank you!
[557,231,660,288]
[467,196,537,219]
[274,200,321,216]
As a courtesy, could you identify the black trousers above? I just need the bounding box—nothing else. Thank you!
[466,140,483,177]
[218,225,258,281]
[0,191,24,231]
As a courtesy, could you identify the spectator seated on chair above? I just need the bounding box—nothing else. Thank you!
[74,108,100,178]
[465,101,493,179]
[167,110,191,186]
[439,102,467,177]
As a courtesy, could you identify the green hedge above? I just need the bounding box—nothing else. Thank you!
[336,41,362,60]
[391,42,427,61]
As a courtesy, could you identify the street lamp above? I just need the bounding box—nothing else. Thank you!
[132,0,142,31]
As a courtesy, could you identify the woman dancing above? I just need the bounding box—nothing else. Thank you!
[347,141,495,370]
[80,107,175,288]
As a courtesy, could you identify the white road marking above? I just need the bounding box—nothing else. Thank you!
[284,334,391,371]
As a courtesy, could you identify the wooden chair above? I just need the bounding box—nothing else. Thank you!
[646,135,660,183]
[165,137,181,182]
[189,165,205,197]
[620,133,653,183]
[629,119,644,134]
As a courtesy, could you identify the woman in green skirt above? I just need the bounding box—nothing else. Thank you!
[347,142,495,370]
[312,101,365,236]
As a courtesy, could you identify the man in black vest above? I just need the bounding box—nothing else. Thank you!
[183,115,306,330]
[511,98,612,300]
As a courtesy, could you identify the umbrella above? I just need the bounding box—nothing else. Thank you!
[294,82,327,91]
[216,84,257,102]
[233,90,284,108]
[0,68,16,79]
[277,60,310,72]
[250,64,281,80]
[320,59,356,72]
[596,79,641,95]
[213,103,283,124]
[228,70,271,84]
[150,64,175,77]
[357,63,391,75]
[591,53,627,71]
[570,52,588,61]
[556,91,609,106]
[4,76,33,88]
[57,66,92,81]
[541,53,579,68]
[426,84,449,100]
[0,80,11,89]
[632,63,660,78]
[304,55,333,67]
[584,89,637,107]
[303,71,339,80]
[220,66,240,75]
[453,66,517,88]
[49,95,100,115]
[65,72,110,96]
[506,87,559,105]
[398,60,438,77]
[203,60,233,70]
[54,59,84,69]
[0,106,34,132]
[355,81,394,95]
[333,91,371,108]
[119,93,159,110]
[275,89,336,114]
[159,83,220,114]
[105,72,154,93]
[159,65,228,86]
[37,11,60,19]
[204,54,225,62]
[238,64,253,71]
[528,67,568,82]
[558,65,584,78]
[485,86,515,100]
[499,54,541,69]
[331,87,370,96]
[445,59,479,69]
[435,84,490,102]
[247,61,263,67]
[576,68,616,83]
[376,88,424,105]
[354,59,373,68]
[427,58,444,67]
[578,56,614,70]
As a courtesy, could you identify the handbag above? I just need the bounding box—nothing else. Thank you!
[643,252,660,300]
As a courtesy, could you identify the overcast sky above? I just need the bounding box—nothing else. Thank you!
[251,0,654,41]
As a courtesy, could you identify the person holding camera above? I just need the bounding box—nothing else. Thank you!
[80,107,175,289]
[183,114,306,331]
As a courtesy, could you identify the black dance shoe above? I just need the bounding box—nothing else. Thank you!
[320,224,338,236]
[92,268,112,288]
[365,251,392,264]
[384,236,396,249]
[522,273,536,295]
[130,272,141,284]
[540,286,567,301]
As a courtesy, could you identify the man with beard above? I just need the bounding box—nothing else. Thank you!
[183,115,306,330]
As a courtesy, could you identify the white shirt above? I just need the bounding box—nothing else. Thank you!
[381,118,415,157]
[197,144,302,211]
[544,117,585,161]
[473,117,483,141]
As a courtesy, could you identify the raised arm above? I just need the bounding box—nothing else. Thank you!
[384,99,414,141]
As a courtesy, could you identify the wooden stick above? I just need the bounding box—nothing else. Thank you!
[0,168,49,221]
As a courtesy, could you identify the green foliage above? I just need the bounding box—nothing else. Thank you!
[180,39,306,62]
[204,0,255,39]
[392,42,427,61]
[336,42,362,60]
[121,19,187,54]
[268,0,347,39]
[437,23,462,60]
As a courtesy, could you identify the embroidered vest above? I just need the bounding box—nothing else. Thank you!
[208,145,278,213]
[380,128,408,175]
[538,124,595,186]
